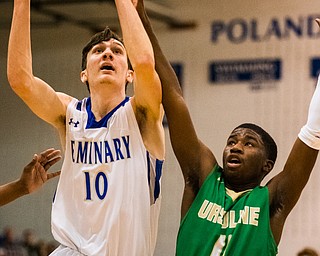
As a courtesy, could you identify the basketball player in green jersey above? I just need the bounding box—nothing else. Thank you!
[135,1,320,255]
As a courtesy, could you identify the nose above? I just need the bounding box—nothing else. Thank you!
[230,142,243,153]
[103,49,113,60]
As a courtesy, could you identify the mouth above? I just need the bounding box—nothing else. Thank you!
[226,155,242,168]
[100,64,115,72]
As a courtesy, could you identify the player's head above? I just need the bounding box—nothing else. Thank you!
[223,123,277,190]
[233,123,277,164]
[222,123,277,187]
[81,27,132,91]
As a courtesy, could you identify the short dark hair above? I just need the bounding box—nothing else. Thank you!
[233,123,278,163]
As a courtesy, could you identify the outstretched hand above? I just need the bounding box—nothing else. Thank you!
[20,148,62,194]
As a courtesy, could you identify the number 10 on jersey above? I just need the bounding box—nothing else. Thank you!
[84,171,108,200]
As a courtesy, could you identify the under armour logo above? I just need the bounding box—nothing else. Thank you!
[69,118,80,127]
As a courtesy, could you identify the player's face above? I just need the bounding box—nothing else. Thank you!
[222,128,269,191]
[81,39,132,90]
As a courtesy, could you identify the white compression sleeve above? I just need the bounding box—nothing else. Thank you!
[298,75,320,149]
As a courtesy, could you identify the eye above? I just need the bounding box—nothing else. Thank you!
[92,47,102,54]
[113,47,123,55]
[245,142,254,147]
[227,139,236,146]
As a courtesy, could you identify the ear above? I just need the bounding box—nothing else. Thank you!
[263,159,274,176]
[80,70,87,83]
[126,70,134,84]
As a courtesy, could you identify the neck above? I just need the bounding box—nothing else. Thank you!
[90,90,126,121]
[224,180,260,193]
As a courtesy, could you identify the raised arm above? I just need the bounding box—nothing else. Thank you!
[0,148,61,207]
[7,0,71,128]
[136,2,215,178]
[114,0,164,159]
[135,0,216,215]
[268,73,320,243]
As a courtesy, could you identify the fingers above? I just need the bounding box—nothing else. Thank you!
[24,154,38,173]
[39,148,61,161]
[38,148,62,171]
[36,163,48,183]
[36,162,60,183]
[47,171,61,180]
[20,149,61,193]
[39,148,56,158]
[38,148,60,162]
[38,148,61,181]
[36,163,60,182]
[43,155,62,171]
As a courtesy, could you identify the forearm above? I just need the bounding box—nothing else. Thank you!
[136,4,183,97]
[7,0,34,91]
[0,180,27,207]
[136,2,210,171]
[272,76,320,214]
[114,0,154,68]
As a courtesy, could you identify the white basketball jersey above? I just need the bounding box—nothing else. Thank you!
[51,97,163,256]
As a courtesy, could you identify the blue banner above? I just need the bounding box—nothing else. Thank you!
[209,59,281,84]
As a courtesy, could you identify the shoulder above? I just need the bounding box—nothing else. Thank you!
[57,92,76,107]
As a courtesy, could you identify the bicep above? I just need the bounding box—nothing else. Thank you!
[133,66,162,119]
[15,77,70,127]
[268,138,318,216]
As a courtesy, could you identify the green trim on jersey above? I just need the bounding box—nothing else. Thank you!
[176,165,277,256]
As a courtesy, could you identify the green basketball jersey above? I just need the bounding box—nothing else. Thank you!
[176,165,277,256]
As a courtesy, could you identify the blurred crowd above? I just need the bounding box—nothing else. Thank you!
[0,226,58,256]
[0,225,318,256]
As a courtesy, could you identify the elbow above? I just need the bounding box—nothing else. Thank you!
[132,54,155,71]
[7,65,33,94]
[7,63,20,89]
[7,62,20,87]
[7,70,19,90]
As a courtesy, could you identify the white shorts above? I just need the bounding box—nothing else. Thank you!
[50,245,86,256]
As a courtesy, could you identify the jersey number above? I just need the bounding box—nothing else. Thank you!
[84,171,108,200]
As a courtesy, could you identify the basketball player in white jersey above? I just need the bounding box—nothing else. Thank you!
[7,0,165,255]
